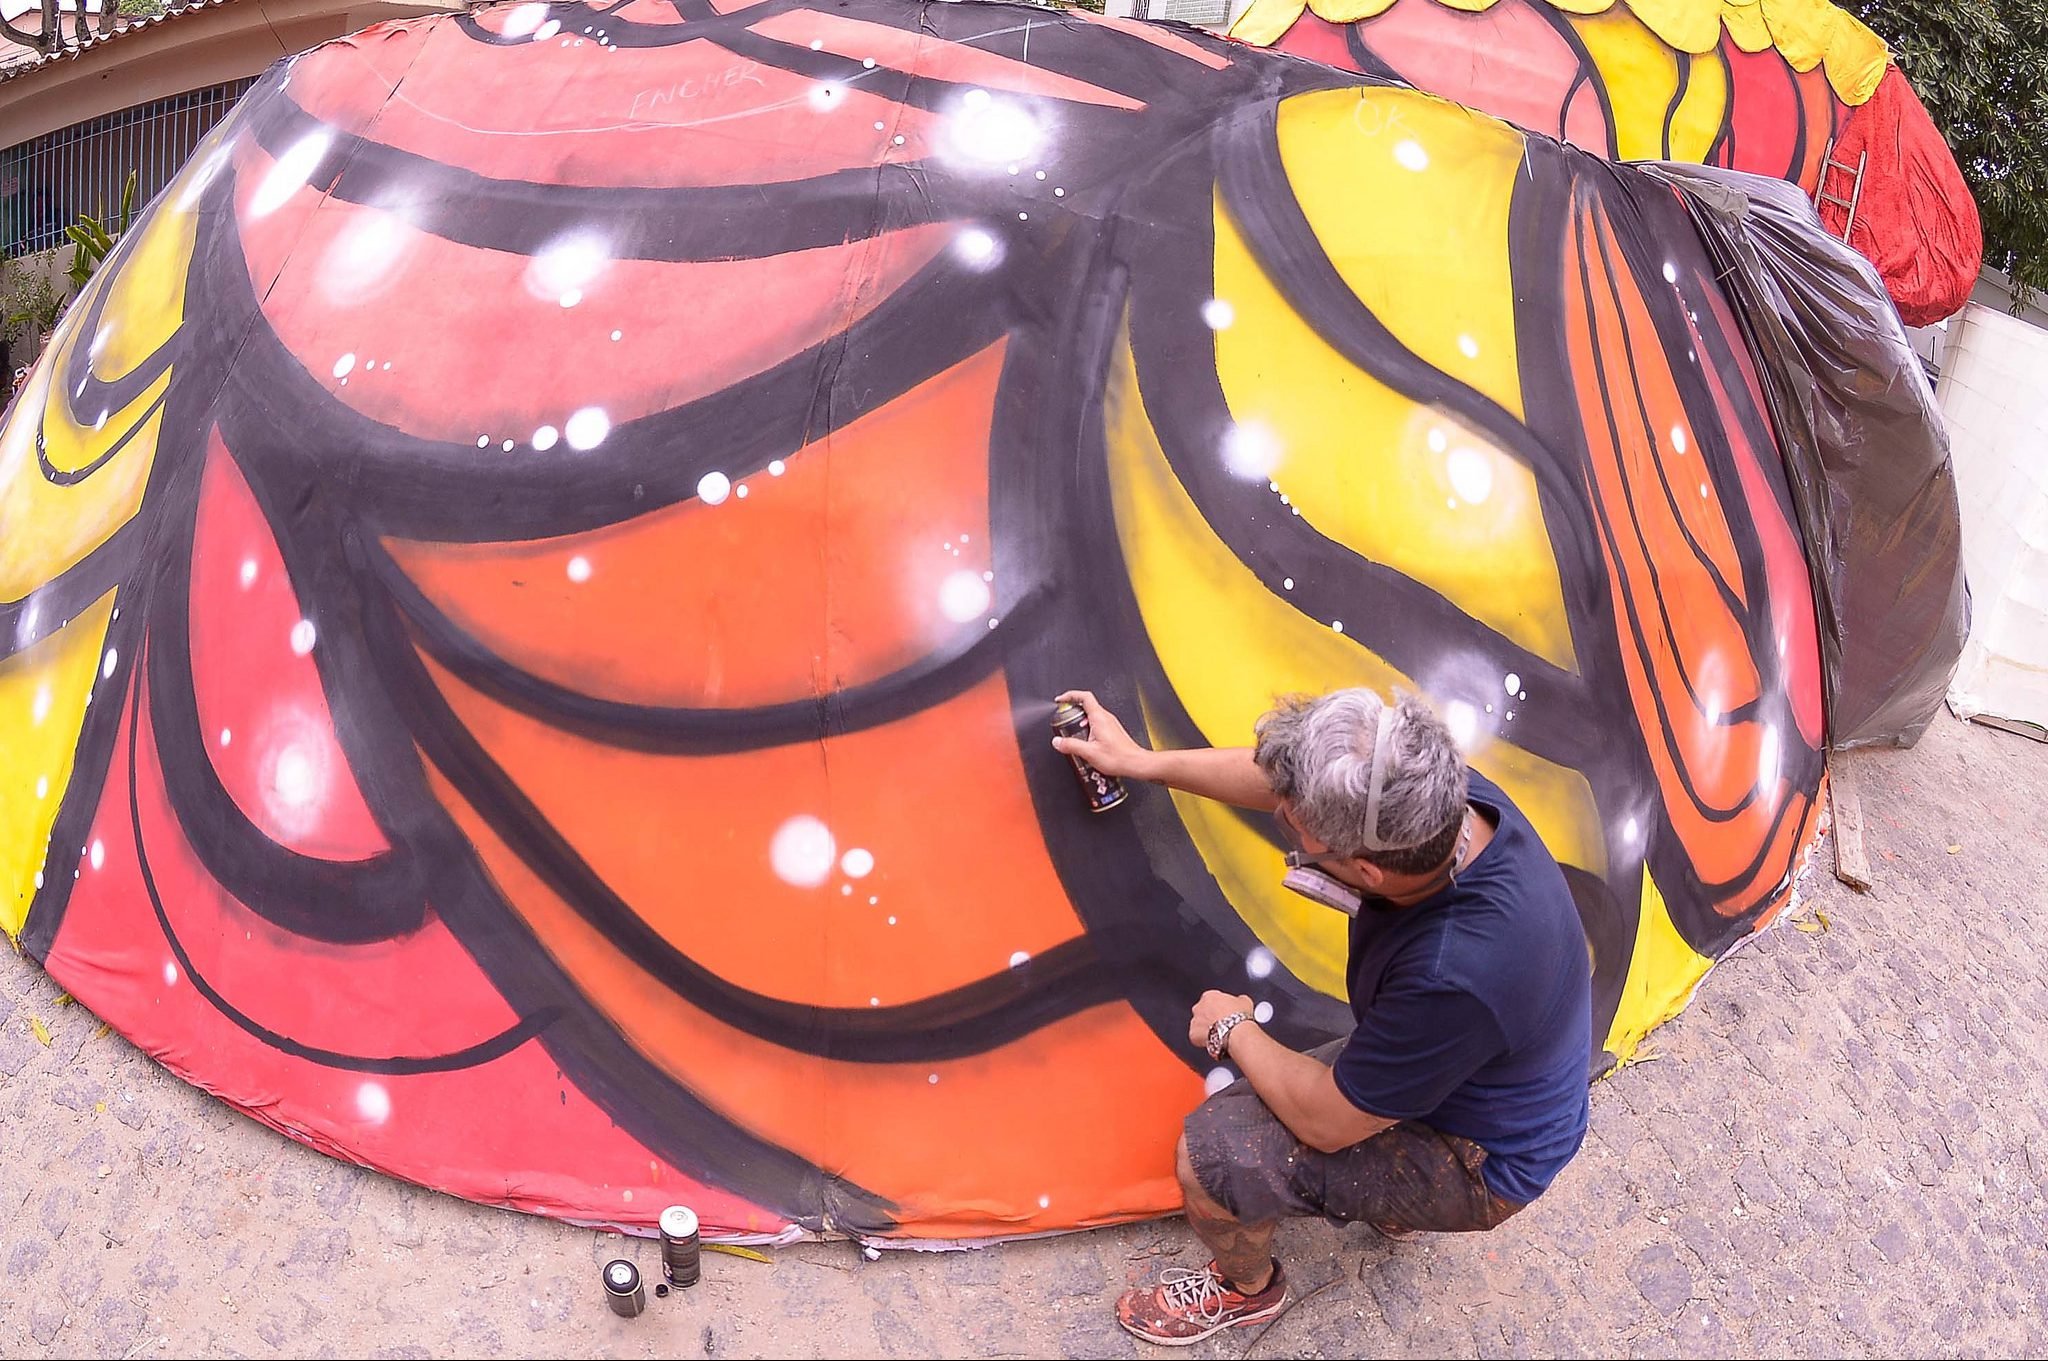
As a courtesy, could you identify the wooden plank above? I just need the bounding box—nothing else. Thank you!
[1828,754,1874,892]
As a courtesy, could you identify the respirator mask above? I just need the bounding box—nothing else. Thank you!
[1274,705,1400,918]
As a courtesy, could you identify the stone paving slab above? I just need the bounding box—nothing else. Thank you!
[3,711,2045,1357]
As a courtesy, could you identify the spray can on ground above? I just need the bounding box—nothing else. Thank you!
[1051,700,1129,814]
[602,1259,646,1317]
[659,1205,702,1288]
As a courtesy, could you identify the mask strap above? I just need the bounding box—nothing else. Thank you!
[1361,705,1394,851]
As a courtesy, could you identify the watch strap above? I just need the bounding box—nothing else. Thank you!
[1206,1011,1253,1060]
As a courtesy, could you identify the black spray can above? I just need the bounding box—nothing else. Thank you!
[602,1259,646,1317]
[1051,700,1129,814]
[659,1204,702,1287]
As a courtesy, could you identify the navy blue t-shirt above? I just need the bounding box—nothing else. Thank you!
[1332,770,1591,1205]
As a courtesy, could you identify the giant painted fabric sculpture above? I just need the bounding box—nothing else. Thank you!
[1231,0,1983,325]
[0,0,1955,1238]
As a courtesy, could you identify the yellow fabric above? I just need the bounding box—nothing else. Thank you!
[1228,0,1890,105]
[1571,9,1682,161]
[1235,90,1577,671]
[1105,276,1610,988]
[1602,868,1715,1062]
[0,593,116,939]
[0,204,192,605]
[1669,41,1729,161]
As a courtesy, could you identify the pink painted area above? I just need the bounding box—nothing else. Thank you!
[189,436,387,862]
[1356,0,1593,144]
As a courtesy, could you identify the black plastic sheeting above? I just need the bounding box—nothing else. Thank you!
[1649,163,1969,749]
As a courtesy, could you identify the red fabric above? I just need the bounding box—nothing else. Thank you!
[1819,67,1983,326]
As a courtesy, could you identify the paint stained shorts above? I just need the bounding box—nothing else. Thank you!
[1182,1040,1527,1233]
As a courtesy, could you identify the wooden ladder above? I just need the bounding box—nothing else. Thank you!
[1814,146,1869,241]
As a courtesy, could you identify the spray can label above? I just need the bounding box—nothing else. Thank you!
[1050,701,1129,813]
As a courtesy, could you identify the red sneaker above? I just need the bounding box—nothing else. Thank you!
[1115,1259,1289,1346]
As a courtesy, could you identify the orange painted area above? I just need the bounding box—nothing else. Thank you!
[234,140,949,445]
[287,29,944,187]
[749,10,1147,110]
[1565,197,1792,892]
[418,652,1091,1010]
[386,344,1006,709]
[430,757,1197,1233]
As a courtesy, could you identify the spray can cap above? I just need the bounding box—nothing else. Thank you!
[605,1260,639,1291]
[1050,699,1086,726]
[659,1205,699,1239]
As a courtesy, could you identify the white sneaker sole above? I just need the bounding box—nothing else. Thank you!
[1116,1293,1289,1347]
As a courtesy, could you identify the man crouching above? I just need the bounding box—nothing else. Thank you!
[1051,687,1592,1346]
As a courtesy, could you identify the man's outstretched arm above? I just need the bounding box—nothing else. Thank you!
[1051,690,1279,812]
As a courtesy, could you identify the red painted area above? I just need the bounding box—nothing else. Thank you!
[1718,40,1806,183]
[1354,0,1590,143]
[189,437,385,861]
[233,141,950,445]
[43,686,786,1235]
[287,27,944,188]
[749,9,1146,110]
[1268,10,1357,70]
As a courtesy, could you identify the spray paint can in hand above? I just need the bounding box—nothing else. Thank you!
[602,1259,646,1317]
[1051,700,1129,814]
[659,1205,702,1288]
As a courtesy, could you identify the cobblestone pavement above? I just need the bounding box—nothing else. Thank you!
[3,711,2045,1358]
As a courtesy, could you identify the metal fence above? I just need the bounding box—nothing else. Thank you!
[2,76,256,257]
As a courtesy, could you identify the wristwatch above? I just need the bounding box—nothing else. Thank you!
[1206,1011,1254,1060]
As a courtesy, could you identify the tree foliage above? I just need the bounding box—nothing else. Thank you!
[1846,0,2048,306]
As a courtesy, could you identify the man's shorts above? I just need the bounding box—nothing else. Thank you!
[1182,1040,1527,1234]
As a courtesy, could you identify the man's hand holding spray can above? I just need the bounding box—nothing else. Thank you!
[1049,690,1133,814]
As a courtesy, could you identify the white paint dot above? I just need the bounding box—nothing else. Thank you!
[769,815,836,888]
[356,1082,391,1123]
[1331,620,1345,634]
[1204,1067,1235,1096]
[841,848,875,878]
[1282,577,1294,590]
[1054,187,1065,197]
[290,619,317,656]
[532,425,559,452]
[1008,950,1031,968]
[1700,482,1711,499]
[1663,261,1679,284]
[477,436,491,449]
[1253,1000,1274,1024]
[501,439,515,452]
[163,961,177,986]
[1426,426,1449,455]
[565,407,611,451]
[735,484,749,499]
[955,228,999,268]
[1445,446,1494,505]
[220,728,232,747]
[1504,672,1522,697]
[89,839,104,871]
[870,997,880,1007]
[1018,212,1029,221]
[1393,139,1429,171]
[1222,422,1280,481]
[1038,1194,1051,1209]
[809,37,823,48]
[869,896,879,906]
[610,330,623,342]
[101,647,117,680]
[1247,946,1276,980]
[566,555,592,583]
[768,460,787,477]
[840,884,852,897]
[239,556,259,589]
[928,1073,940,1085]
[887,915,897,925]
[35,775,48,799]
[1201,298,1235,330]
[1457,334,1480,359]
[938,570,992,623]
[697,471,732,506]
[1672,426,1688,454]
[332,352,356,379]
[558,288,582,308]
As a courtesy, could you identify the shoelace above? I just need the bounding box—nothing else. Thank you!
[1156,1265,1230,1322]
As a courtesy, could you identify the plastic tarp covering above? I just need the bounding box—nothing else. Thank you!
[1646,163,1966,747]
[0,0,1960,1239]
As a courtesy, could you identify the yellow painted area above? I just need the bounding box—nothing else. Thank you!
[1602,868,1714,1062]
[1274,88,1527,421]
[1669,40,1729,162]
[1211,177,1577,672]
[0,592,115,938]
[91,205,198,382]
[1104,326,1607,989]
[1228,0,1887,105]
[0,206,188,606]
[1572,8,1683,161]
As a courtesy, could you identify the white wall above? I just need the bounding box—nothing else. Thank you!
[1937,302,2048,735]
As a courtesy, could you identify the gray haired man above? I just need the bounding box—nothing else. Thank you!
[1052,687,1591,1346]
